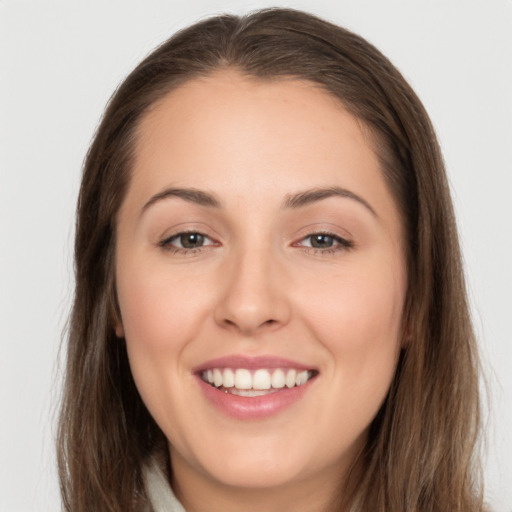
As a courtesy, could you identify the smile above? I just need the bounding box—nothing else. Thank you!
[195,356,318,419]
[201,368,316,396]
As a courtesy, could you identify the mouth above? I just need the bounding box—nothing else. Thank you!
[195,356,319,419]
[200,367,318,397]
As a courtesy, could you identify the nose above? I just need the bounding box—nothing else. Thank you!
[213,247,291,336]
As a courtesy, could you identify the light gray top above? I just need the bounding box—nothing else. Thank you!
[143,458,186,512]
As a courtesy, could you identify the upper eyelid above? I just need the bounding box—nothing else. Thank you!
[294,228,352,242]
[301,233,345,241]
[295,233,352,247]
[160,230,214,245]
[292,221,353,238]
[159,224,216,241]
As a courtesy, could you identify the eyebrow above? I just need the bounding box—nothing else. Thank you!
[141,185,376,217]
[283,187,377,216]
[141,187,221,214]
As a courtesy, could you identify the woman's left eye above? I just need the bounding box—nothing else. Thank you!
[298,233,353,251]
[159,232,214,251]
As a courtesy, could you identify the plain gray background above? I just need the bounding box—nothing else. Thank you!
[1,1,511,510]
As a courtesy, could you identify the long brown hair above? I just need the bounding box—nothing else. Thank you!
[58,8,484,511]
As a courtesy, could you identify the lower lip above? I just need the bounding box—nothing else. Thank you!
[196,376,314,420]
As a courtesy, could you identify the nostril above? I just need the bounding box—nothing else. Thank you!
[221,316,279,334]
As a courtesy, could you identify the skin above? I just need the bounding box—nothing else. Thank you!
[115,71,407,512]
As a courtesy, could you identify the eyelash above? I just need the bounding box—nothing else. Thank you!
[158,231,353,255]
[158,231,216,254]
[295,232,354,254]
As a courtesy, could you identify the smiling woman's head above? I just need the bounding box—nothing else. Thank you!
[58,8,483,512]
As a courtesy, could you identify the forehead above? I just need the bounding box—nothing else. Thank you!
[136,71,355,153]
[133,71,376,185]
[124,71,402,238]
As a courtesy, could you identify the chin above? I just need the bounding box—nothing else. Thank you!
[199,455,312,490]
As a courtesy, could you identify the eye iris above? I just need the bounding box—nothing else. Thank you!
[180,233,204,248]
[311,234,334,248]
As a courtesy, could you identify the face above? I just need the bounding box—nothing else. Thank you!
[115,71,407,503]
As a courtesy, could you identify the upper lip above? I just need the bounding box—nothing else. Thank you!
[192,355,317,374]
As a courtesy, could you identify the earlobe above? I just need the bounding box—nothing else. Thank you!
[110,283,124,338]
[115,322,124,338]
[402,319,414,347]
[110,297,124,338]
[401,312,412,347]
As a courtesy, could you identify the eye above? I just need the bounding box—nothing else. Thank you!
[297,233,353,252]
[159,231,215,251]
[304,234,336,249]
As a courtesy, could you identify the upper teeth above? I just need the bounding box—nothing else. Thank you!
[202,368,312,390]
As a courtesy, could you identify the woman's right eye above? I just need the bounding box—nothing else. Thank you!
[159,232,214,251]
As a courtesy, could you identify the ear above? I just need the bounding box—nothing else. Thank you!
[402,316,413,348]
[401,308,413,347]
[109,291,124,338]
[402,326,411,348]
[115,321,124,338]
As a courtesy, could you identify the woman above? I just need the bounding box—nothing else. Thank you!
[57,8,484,511]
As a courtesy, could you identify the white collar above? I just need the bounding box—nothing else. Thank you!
[143,457,186,512]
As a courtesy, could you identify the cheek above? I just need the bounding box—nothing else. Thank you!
[308,280,403,333]
[116,263,214,351]
[116,263,216,433]
[298,255,406,381]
